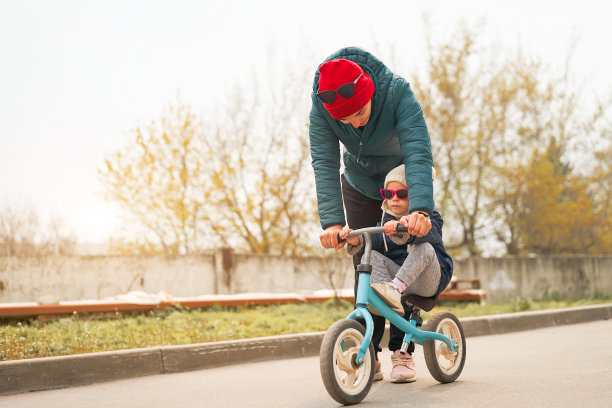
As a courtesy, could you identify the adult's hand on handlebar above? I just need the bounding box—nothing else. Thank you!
[319,225,345,250]
[399,212,431,237]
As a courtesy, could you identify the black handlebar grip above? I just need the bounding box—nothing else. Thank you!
[396,224,409,233]
[337,233,346,243]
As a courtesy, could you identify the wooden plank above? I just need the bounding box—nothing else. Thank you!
[0,291,485,318]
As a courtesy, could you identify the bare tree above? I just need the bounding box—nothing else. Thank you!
[202,61,318,255]
[0,201,76,255]
[0,201,39,255]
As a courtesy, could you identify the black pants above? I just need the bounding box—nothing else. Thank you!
[341,174,415,355]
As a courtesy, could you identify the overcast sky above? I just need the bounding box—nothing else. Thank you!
[1,0,611,245]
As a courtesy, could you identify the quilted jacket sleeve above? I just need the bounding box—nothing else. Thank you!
[388,232,413,245]
[309,95,346,230]
[346,237,364,256]
[393,80,434,215]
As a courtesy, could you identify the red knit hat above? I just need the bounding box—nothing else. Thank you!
[318,59,375,120]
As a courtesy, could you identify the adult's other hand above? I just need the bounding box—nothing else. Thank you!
[319,225,345,249]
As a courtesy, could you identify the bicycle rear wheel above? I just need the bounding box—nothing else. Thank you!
[423,311,466,383]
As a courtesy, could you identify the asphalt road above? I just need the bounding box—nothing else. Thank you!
[2,320,611,408]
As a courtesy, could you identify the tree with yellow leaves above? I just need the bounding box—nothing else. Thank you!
[100,99,210,254]
[513,140,598,254]
[413,22,612,256]
[100,64,318,255]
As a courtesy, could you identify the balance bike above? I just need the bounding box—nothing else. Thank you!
[319,226,466,405]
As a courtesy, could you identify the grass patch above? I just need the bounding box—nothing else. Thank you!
[1,295,611,361]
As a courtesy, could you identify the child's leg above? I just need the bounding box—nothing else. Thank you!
[395,243,441,297]
[370,250,399,284]
[370,250,402,315]
[369,251,404,314]
[359,251,397,362]
[369,252,420,383]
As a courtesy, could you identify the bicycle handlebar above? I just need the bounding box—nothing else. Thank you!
[336,224,412,265]
[336,224,410,243]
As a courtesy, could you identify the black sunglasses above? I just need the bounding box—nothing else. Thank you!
[317,73,363,104]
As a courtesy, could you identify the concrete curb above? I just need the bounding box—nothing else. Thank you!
[460,303,612,337]
[1,304,611,395]
[160,332,325,374]
[1,347,163,396]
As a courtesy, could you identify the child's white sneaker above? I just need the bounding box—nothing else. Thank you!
[370,282,403,314]
[390,350,416,383]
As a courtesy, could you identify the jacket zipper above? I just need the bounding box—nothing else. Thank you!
[350,126,363,162]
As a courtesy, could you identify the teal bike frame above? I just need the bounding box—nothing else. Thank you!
[343,227,458,365]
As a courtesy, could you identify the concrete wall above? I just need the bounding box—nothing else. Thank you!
[0,252,611,303]
[0,255,217,303]
[454,256,612,301]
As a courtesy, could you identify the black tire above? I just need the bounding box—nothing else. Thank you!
[320,319,375,405]
[423,311,466,383]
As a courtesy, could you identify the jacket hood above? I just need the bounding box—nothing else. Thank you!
[312,47,394,123]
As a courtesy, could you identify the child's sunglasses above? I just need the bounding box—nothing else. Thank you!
[316,73,363,104]
[380,188,408,200]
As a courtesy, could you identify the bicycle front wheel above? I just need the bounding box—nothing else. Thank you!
[319,319,375,405]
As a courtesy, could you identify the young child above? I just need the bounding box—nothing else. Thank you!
[339,164,453,383]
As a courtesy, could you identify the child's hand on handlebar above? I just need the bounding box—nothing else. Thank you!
[383,220,400,235]
[338,228,360,247]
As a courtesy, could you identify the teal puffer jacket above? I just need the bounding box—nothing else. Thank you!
[309,47,434,229]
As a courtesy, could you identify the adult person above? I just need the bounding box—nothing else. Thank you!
[309,47,435,381]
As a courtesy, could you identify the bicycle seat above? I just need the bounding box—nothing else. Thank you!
[403,294,438,312]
